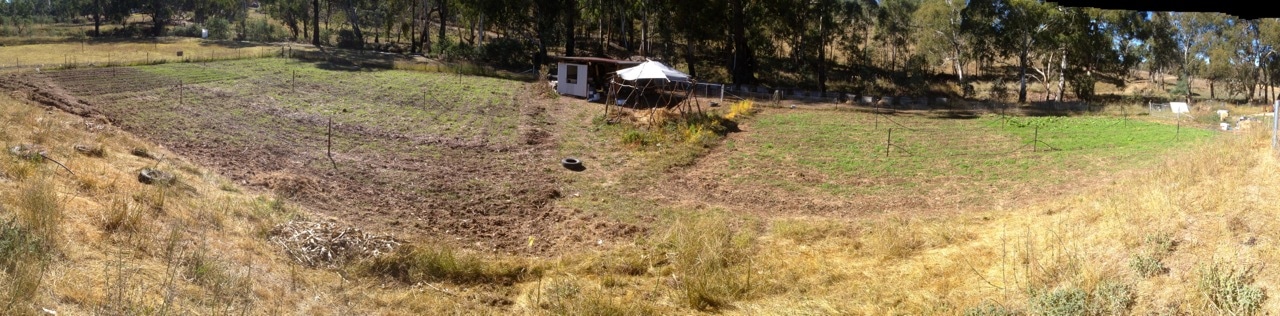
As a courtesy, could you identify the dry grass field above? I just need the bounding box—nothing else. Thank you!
[1,39,1277,315]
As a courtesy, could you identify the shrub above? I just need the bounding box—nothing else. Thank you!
[724,100,756,120]
[169,24,202,38]
[1028,283,1134,316]
[989,78,1010,101]
[478,38,534,69]
[1130,254,1167,277]
[621,130,652,147]
[1197,263,1264,315]
[1132,233,1176,277]
[963,302,1022,316]
[318,28,335,46]
[206,17,231,40]
[104,23,148,38]
[336,29,363,49]
[1090,282,1135,315]
[241,18,287,42]
[436,39,476,62]
[1030,287,1088,316]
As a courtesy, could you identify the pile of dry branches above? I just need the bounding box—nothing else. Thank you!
[268,220,401,268]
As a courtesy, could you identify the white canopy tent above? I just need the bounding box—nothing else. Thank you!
[606,60,701,124]
[615,60,691,82]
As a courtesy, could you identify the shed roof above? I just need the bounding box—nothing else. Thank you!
[551,56,642,66]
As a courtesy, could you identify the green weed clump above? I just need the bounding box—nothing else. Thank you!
[963,302,1021,316]
[1028,282,1133,316]
[1130,232,1176,277]
[358,245,530,285]
[1197,263,1264,315]
[1030,287,1087,316]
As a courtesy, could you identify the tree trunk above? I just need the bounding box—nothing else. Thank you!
[1210,80,1216,100]
[817,15,827,96]
[640,5,648,57]
[438,0,447,48]
[1018,42,1029,104]
[565,0,576,57]
[622,11,631,54]
[598,15,605,56]
[409,1,418,54]
[890,46,897,74]
[1057,48,1066,102]
[536,38,548,77]
[684,39,698,79]
[312,0,321,45]
[151,10,167,37]
[342,0,364,46]
[420,2,432,53]
[93,0,101,37]
[728,0,755,85]
[1187,77,1194,105]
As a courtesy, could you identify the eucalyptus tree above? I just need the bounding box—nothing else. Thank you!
[835,0,875,79]
[873,0,917,73]
[262,0,311,41]
[1170,11,1220,94]
[914,0,969,82]
[1142,12,1182,86]
[964,0,1053,103]
[1258,18,1280,100]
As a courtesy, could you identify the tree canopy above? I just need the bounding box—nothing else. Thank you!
[6,0,1280,102]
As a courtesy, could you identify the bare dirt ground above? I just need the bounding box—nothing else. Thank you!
[1,65,633,255]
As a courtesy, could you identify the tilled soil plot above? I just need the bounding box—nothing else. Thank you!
[2,65,607,254]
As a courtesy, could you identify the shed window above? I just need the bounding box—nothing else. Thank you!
[567,65,580,84]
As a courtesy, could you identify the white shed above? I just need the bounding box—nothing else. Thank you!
[556,62,590,98]
[550,56,641,100]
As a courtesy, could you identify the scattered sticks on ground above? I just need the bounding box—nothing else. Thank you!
[268,220,402,268]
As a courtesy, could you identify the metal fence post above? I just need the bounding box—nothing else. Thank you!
[885,128,893,157]
[1033,127,1039,152]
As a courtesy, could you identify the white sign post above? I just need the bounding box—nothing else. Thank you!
[1169,102,1189,140]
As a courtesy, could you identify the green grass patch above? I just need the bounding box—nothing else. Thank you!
[719,110,1218,200]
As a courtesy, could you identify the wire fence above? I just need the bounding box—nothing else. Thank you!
[682,82,724,103]
[779,110,1209,162]
[0,45,293,74]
